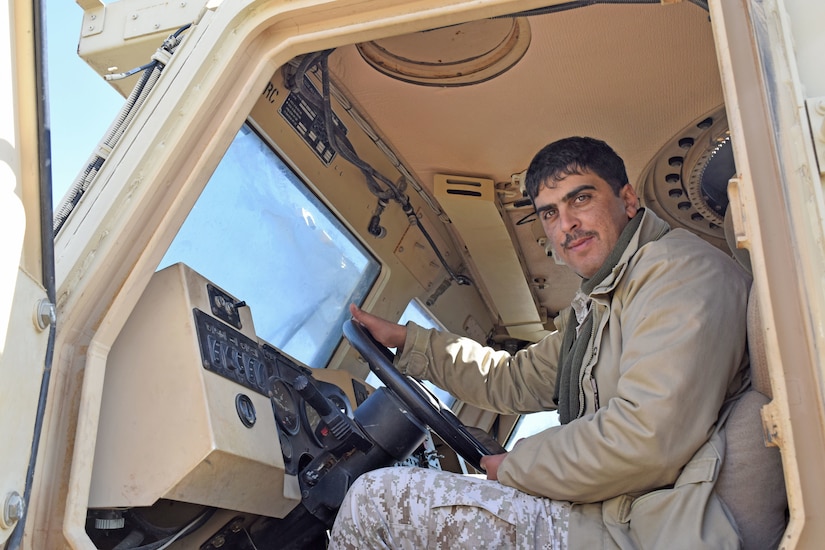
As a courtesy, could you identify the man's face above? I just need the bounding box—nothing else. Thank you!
[533,171,640,279]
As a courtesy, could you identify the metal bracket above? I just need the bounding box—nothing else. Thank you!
[81,4,105,38]
[201,516,247,550]
[761,400,783,449]
[76,0,103,10]
[805,97,825,175]
[124,1,200,40]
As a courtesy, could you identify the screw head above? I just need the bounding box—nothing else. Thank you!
[2,492,24,529]
[35,299,55,330]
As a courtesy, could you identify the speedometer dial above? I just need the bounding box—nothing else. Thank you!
[269,379,300,435]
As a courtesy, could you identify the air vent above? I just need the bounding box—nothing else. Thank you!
[444,179,483,197]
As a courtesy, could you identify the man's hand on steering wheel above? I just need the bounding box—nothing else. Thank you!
[343,314,499,472]
[480,452,508,480]
[349,304,407,351]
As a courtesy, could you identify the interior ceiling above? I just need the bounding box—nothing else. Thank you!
[326,1,725,324]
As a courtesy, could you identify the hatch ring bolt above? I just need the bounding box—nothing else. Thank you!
[1,491,24,529]
[35,299,56,331]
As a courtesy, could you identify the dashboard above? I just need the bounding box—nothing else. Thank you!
[88,263,375,519]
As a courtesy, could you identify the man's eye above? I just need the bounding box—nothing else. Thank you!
[541,209,556,220]
[574,194,591,203]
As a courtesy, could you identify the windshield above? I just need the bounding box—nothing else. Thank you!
[159,124,380,367]
[365,299,456,408]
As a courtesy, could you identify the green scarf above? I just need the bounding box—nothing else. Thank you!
[553,211,644,424]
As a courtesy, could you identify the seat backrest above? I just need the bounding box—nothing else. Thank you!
[715,390,786,549]
[715,286,787,550]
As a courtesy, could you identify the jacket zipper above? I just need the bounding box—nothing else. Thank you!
[578,311,598,417]
[590,375,601,410]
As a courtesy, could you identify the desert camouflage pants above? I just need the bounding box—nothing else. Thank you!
[328,467,570,549]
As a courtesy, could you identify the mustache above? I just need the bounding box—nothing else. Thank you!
[562,230,598,249]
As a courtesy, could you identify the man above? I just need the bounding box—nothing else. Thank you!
[330,137,752,548]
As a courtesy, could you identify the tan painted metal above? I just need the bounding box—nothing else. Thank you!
[0,0,51,545]
[76,0,205,95]
[435,173,547,341]
[711,0,825,547]
[88,263,298,518]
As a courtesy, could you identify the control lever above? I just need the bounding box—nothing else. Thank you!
[292,375,372,455]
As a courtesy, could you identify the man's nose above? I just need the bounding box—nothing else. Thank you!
[558,207,579,233]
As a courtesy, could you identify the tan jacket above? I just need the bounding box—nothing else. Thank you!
[397,209,751,548]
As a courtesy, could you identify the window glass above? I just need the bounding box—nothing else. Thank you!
[159,124,380,368]
[365,299,456,408]
[505,410,560,450]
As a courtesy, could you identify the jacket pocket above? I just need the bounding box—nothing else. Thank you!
[624,484,739,549]
[601,434,741,550]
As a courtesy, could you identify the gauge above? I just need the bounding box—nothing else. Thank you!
[269,379,300,435]
[255,360,273,385]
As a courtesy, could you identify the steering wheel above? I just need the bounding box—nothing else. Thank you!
[343,319,494,471]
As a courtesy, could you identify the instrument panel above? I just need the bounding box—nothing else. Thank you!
[89,263,370,517]
[193,305,366,476]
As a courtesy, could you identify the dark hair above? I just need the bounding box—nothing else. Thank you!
[525,136,629,200]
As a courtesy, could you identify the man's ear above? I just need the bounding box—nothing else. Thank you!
[621,183,640,218]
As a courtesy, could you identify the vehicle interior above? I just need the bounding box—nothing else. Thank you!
[39,0,806,548]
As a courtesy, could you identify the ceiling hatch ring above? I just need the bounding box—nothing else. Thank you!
[638,106,736,252]
[356,17,531,87]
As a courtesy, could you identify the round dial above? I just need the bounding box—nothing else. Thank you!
[269,379,300,435]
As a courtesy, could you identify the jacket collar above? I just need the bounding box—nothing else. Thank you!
[589,208,670,296]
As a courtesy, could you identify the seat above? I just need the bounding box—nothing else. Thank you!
[715,286,788,549]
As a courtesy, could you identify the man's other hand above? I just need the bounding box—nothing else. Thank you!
[480,452,508,481]
[349,304,408,351]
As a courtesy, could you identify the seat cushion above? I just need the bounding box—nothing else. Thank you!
[716,390,787,550]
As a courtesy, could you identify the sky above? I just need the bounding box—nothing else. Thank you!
[46,2,123,205]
